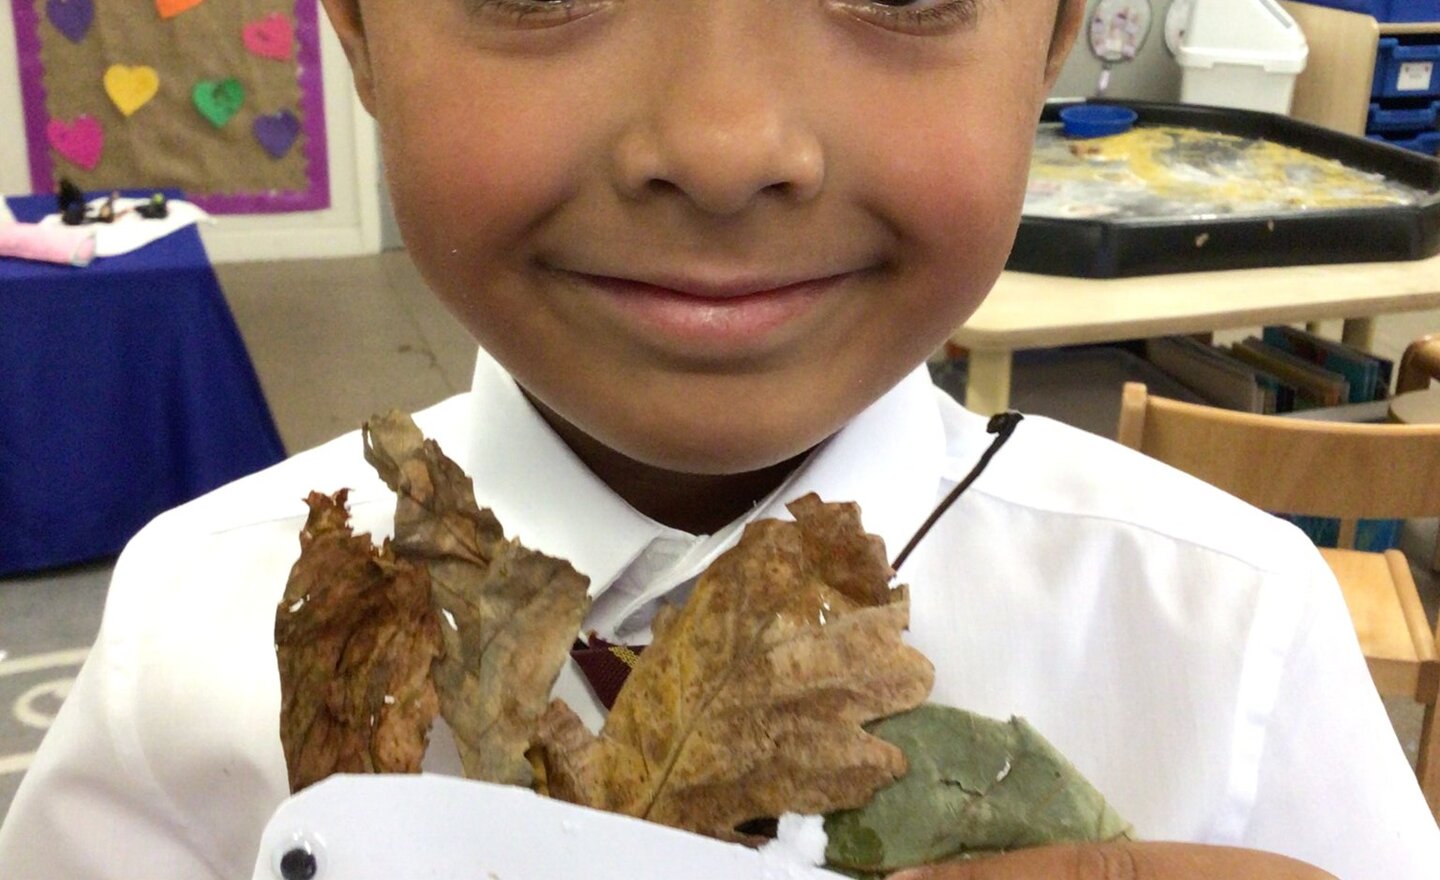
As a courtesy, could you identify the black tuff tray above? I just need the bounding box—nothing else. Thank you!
[1007,100,1440,278]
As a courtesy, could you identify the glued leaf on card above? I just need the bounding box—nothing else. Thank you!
[534,493,934,844]
[275,490,442,793]
[824,703,1133,875]
[363,411,591,787]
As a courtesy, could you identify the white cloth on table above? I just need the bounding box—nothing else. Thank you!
[37,197,211,258]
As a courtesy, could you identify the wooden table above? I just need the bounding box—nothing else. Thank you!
[0,193,286,575]
[949,252,1440,415]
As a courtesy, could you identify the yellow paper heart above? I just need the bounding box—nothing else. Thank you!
[104,65,160,118]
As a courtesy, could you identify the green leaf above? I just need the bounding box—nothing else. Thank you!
[824,703,1131,874]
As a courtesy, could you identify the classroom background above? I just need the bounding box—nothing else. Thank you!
[2,0,1440,826]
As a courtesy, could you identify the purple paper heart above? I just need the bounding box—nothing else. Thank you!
[253,110,300,159]
[46,0,94,43]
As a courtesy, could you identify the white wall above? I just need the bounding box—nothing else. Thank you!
[0,2,381,263]
[1052,0,1187,103]
[0,7,25,209]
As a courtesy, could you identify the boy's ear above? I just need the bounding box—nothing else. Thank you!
[1044,0,1086,89]
[320,0,378,115]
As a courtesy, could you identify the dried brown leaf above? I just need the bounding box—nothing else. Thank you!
[535,493,934,844]
[363,411,591,787]
[275,490,443,793]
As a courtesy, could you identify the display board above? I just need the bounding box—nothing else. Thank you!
[12,0,329,214]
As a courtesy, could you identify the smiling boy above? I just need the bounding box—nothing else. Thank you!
[373,0,1050,517]
[2,0,1438,878]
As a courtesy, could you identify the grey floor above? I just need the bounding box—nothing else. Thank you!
[2,250,1438,826]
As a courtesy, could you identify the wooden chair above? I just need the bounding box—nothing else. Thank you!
[1397,333,1440,395]
[1282,1,1380,136]
[1116,382,1440,819]
[1394,333,1440,572]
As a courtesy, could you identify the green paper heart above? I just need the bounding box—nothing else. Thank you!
[192,78,245,128]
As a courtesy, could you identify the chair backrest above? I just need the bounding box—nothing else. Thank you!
[1280,1,1380,136]
[1116,383,1440,521]
[1397,334,1440,394]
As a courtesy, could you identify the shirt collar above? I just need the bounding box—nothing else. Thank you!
[460,347,948,602]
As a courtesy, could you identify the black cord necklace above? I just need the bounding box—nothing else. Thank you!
[890,411,1024,573]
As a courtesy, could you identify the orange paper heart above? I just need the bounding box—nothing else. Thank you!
[156,0,204,19]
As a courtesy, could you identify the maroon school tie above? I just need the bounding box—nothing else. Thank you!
[570,635,646,710]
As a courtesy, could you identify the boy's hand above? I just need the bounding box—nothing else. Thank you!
[886,842,1336,880]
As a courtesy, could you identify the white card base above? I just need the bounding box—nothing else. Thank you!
[252,775,849,880]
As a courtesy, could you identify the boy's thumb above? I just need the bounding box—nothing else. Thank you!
[883,841,1337,880]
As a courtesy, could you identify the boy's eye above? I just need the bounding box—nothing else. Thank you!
[463,0,981,34]
[841,0,984,34]
[465,0,599,27]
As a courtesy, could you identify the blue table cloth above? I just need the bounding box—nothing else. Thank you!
[1,193,286,576]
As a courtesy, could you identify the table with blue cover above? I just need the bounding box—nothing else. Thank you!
[0,193,286,576]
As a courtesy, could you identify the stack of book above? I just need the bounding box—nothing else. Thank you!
[1145,326,1394,416]
[1144,326,1399,551]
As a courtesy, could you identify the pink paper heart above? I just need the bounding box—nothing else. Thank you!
[46,115,104,171]
[242,12,293,61]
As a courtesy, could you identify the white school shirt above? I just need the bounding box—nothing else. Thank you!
[2,348,1436,880]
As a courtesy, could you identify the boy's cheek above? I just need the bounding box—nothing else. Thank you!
[860,117,1032,298]
[828,35,1042,262]
[380,91,590,270]
[367,30,606,264]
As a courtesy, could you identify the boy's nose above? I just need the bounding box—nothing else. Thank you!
[611,41,825,216]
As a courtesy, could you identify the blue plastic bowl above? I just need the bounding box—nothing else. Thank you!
[1060,104,1139,139]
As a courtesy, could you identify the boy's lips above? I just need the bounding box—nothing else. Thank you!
[561,269,857,356]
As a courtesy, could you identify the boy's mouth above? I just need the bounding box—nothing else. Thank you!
[559,269,857,357]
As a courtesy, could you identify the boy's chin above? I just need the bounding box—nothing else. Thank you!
[531,392,834,478]
[596,415,830,477]
[609,431,821,479]
[513,345,922,484]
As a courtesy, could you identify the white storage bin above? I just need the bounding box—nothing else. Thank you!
[1176,0,1309,114]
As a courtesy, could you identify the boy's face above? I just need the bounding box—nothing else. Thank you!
[327,0,1079,476]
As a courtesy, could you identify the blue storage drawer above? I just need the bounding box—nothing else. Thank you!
[1368,130,1440,154]
[1303,0,1440,22]
[1373,38,1440,99]
[1368,99,1440,129]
